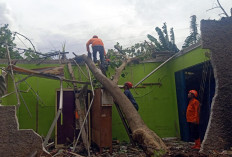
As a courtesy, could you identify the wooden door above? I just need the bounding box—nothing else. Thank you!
[56,90,75,146]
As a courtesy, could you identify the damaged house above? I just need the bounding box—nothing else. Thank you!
[0,42,211,155]
[0,18,232,156]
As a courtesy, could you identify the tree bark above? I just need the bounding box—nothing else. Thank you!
[76,55,167,156]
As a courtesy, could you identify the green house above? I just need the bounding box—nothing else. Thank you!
[0,42,214,143]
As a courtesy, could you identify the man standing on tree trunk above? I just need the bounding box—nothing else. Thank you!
[124,82,139,111]
[86,35,106,65]
[186,90,201,149]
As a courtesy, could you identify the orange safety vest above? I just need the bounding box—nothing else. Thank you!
[186,98,200,124]
[86,38,106,55]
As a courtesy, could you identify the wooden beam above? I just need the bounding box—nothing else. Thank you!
[8,65,90,85]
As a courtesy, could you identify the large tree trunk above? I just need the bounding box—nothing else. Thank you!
[76,55,167,156]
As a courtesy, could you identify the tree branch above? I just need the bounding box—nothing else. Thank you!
[217,0,229,17]
[112,57,140,84]
[207,0,229,17]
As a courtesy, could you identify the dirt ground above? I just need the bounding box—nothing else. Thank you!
[48,138,232,157]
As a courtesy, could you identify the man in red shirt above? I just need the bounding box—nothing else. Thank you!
[186,90,201,149]
[86,35,106,64]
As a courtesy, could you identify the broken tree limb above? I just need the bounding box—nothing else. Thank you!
[75,54,167,156]
[112,57,139,83]
[216,0,229,17]
[8,65,90,85]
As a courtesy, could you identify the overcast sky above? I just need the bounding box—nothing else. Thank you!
[0,0,231,58]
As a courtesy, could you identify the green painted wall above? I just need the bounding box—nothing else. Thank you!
[1,47,209,141]
[1,64,66,138]
[112,47,209,141]
[112,62,179,141]
[1,64,90,138]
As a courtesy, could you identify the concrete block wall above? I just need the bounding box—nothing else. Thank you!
[200,17,232,153]
[0,106,43,156]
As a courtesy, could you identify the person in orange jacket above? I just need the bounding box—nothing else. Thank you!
[186,90,201,149]
[86,35,106,64]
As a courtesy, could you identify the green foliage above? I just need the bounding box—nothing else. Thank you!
[182,15,200,49]
[107,41,154,69]
[0,24,23,59]
[112,42,148,58]
[170,28,175,45]
[107,23,179,69]
[147,23,179,53]
[24,48,40,60]
[107,47,123,69]
[147,34,162,51]
[156,26,168,50]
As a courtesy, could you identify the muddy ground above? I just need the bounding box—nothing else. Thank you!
[48,138,232,157]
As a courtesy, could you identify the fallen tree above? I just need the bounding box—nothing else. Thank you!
[75,54,167,156]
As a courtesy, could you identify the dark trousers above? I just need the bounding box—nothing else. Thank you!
[133,103,139,111]
[92,45,104,64]
[189,123,200,140]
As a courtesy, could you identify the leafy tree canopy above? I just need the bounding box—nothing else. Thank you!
[24,48,40,60]
[182,15,200,49]
[106,23,179,70]
[0,24,23,59]
[107,41,154,68]
[147,23,179,53]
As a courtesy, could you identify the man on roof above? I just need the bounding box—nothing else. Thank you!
[86,35,106,64]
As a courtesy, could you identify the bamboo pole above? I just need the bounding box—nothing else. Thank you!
[5,45,21,107]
